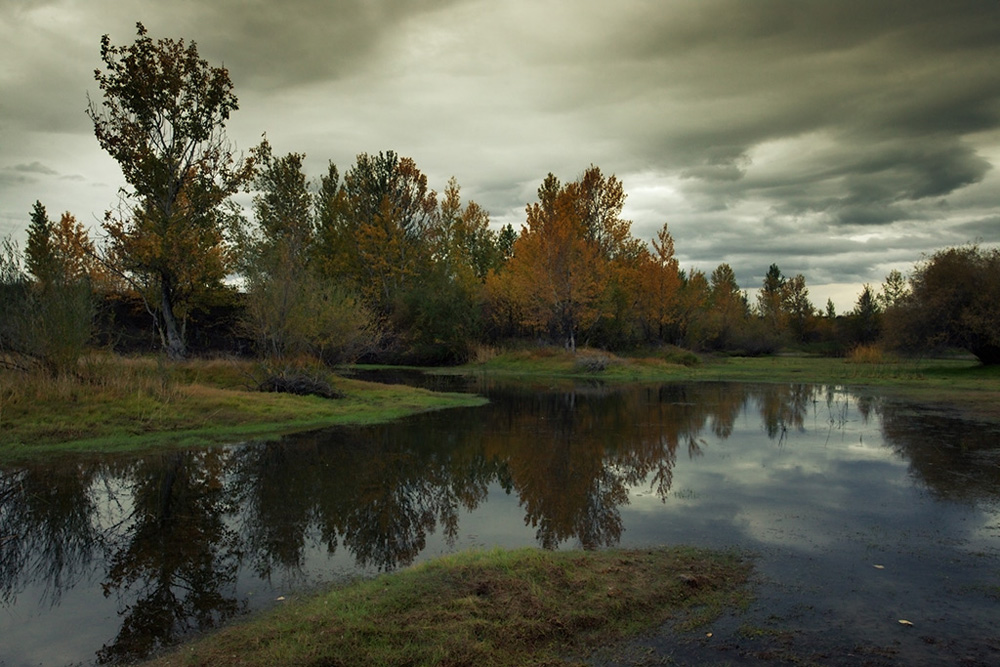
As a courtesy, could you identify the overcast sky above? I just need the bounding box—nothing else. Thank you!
[2,0,999,311]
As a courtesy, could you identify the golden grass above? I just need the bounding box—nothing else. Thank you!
[846,343,887,365]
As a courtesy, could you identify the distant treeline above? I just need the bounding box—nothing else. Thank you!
[2,23,997,371]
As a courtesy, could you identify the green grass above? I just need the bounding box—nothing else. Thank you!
[0,354,486,461]
[4,348,997,461]
[451,347,1000,420]
[144,546,752,667]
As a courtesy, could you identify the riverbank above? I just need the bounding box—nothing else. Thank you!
[453,347,1000,421]
[143,546,752,667]
[0,355,486,461]
[4,350,998,461]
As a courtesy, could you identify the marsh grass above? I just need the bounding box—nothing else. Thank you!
[468,347,700,382]
[0,353,486,460]
[454,347,1000,421]
[144,546,752,667]
[846,343,886,366]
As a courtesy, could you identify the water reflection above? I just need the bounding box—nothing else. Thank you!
[0,461,101,607]
[880,402,1000,502]
[96,451,244,664]
[1,380,998,664]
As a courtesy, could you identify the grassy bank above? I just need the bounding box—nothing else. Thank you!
[4,348,997,460]
[0,355,486,461]
[145,546,751,667]
[455,347,1000,420]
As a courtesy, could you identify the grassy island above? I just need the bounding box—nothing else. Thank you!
[144,546,751,667]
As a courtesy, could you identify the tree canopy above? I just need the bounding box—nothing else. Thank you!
[886,245,1000,365]
[88,22,255,359]
[4,25,991,367]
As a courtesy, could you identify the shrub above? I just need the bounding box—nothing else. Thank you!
[885,245,1000,365]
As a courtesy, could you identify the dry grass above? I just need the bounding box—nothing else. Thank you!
[846,343,886,365]
[471,344,501,364]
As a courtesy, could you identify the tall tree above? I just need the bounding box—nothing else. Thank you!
[757,263,786,329]
[706,262,749,349]
[577,166,637,261]
[238,143,377,362]
[88,23,255,359]
[784,274,815,342]
[635,223,681,342]
[25,201,56,284]
[393,177,496,362]
[429,177,499,282]
[21,204,96,372]
[676,269,711,348]
[494,224,517,266]
[499,172,610,351]
[878,269,908,310]
[318,151,437,316]
[849,284,882,345]
[0,237,30,360]
[886,245,1000,364]
[239,143,314,358]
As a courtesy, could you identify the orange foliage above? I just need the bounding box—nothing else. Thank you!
[498,172,614,349]
[635,223,682,340]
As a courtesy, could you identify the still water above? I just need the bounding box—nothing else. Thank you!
[1,378,998,665]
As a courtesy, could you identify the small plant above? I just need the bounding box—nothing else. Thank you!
[575,353,609,373]
[847,343,884,365]
[660,345,702,367]
[472,344,500,364]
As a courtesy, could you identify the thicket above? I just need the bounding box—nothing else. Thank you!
[3,23,996,372]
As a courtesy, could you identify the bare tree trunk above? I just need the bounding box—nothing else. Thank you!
[159,278,186,360]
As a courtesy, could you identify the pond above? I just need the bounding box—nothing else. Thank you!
[1,377,999,665]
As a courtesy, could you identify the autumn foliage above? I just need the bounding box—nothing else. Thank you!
[5,24,995,368]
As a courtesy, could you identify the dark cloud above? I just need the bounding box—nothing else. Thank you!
[153,0,470,90]
[1,0,999,306]
[952,216,1000,241]
[12,161,58,175]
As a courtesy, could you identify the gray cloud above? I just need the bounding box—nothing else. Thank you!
[11,161,58,175]
[1,0,999,305]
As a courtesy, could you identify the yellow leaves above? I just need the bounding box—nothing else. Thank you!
[495,171,625,345]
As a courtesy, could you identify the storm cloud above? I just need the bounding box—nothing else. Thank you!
[2,0,998,311]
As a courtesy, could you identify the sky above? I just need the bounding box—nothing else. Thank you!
[2,0,999,312]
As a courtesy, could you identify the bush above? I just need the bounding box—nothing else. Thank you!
[0,238,93,374]
[574,354,609,372]
[884,245,1000,365]
[846,343,884,365]
[257,371,343,399]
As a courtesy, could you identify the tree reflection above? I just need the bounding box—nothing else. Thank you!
[95,450,243,664]
[879,402,1000,502]
[755,383,813,441]
[6,379,918,665]
[482,383,750,547]
[229,420,497,574]
[0,461,101,606]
